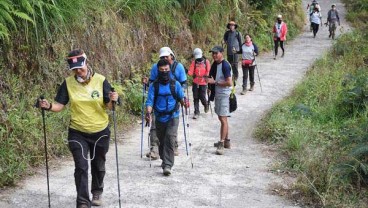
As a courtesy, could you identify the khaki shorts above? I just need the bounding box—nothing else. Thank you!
[215,96,230,117]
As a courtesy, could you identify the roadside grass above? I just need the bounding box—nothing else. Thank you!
[255,17,368,208]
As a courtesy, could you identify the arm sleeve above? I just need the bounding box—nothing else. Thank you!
[55,80,69,105]
[223,31,228,42]
[145,83,154,107]
[253,44,259,55]
[223,62,232,79]
[103,79,112,103]
[149,64,158,82]
[188,61,195,76]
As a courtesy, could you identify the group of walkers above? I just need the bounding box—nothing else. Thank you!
[308,1,341,39]
[36,4,341,207]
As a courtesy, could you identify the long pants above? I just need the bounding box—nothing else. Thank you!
[156,118,179,169]
[68,127,110,208]
[150,113,178,151]
[227,54,239,81]
[274,38,284,56]
[311,22,320,37]
[192,83,207,115]
[242,65,255,89]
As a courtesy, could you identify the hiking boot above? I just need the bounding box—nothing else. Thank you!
[249,84,255,91]
[216,141,224,155]
[281,52,284,58]
[163,167,171,176]
[329,33,331,38]
[274,56,277,60]
[240,88,247,95]
[224,139,231,149]
[174,147,179,156]
[204,104,209,113]
[146,150,159,160]
[92,193,102,206]
[193,114,199,119]
[78,204,89,208]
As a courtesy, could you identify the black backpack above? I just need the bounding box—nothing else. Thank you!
[153,79,180,116]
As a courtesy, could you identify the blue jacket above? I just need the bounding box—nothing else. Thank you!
[146,80,184,123]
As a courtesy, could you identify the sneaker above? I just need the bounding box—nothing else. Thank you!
[146,150,159,160]
[92,193,102,206]
[274,56,277,60]
[163,167,171,176]
[78,204,89,208]
[193,114,199,119]
[249,85,254,91]
[216,141,224,155]
[240,89,247,95]
[329,33,331,38]
[281,52,284,57]
[204,104,209,113]
[224,139,231,149]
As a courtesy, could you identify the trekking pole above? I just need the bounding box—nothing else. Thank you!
[37,95,51,208]
[140,83,146,158]
[184,98,194,168]
[253,52,263,93]
[146,119,152,168]
[111,88,122,208]
[181,102,189,156]
[186,85,191,115]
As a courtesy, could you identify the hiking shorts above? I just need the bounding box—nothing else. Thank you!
[329,22,337,32]
[214,96,230,117]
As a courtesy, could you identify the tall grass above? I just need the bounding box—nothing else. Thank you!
[255,1,368,206]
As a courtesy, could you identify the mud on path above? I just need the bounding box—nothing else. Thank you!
[0,0,351,207]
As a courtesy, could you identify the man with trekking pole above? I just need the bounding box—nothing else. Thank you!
[223,21,242,84]
[142,47,187,160]
[206,46,232,155]
[145,59,188,176]
[38,49,119,208]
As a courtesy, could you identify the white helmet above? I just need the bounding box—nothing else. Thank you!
[193,48,203,59]
[159,47,175,59]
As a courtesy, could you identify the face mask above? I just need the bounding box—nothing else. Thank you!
[158,71,170,84]
[76,69,91,83]
[278,20,282,24]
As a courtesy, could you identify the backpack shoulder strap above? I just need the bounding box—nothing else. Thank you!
[153,80,159,106]
[171,61,178,76]
[170,79,178,101]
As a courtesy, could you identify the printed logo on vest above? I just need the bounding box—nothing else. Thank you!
[91,90,100,99]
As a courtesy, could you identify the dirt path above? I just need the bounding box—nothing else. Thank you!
[0,1,350,207]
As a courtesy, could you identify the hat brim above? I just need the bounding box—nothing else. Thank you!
[227,24,238,29]
[159,51,171,58]
[194,54,203,59]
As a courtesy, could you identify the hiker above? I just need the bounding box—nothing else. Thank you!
[310,7,322,38]
[145,59,187,176]
[234,34,259,95]
[206,46,232,155]
[326,4,340,39]
[272,14,288,60]
[143,46,187,160]
[38,49,119,208]
[187,48,211,119]
[223,21,242,83]
[307,0,321,31]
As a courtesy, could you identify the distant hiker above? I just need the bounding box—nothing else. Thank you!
[206,46,232,155]
[310,7,322,38]
[187,48,211,119]
[143,47,187,159]
[223,21,242,83]
[272,14,288,60]
[326,4,340,39]
[38,49,119,208]
[145,59,187,176]
[234,34,259,94]
[307,0,321,31]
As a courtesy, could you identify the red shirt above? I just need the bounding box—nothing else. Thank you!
[188,59,211,85]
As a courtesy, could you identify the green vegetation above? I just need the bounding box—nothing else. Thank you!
[255,0,368,206]
[0,0,304,187]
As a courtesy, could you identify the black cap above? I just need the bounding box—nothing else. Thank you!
[209,46,224,53]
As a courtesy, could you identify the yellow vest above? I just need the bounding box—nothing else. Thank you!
[66,73,108,133]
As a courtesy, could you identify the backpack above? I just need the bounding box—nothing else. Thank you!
[225,31,242,50]
[153,79,180,116]
[193,57,208,79]
[208,60,232,101]
[171,61,178,76]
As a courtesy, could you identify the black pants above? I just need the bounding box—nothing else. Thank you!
[156,118,179,169]
[149,113,178,151]
[274,38,284,56]
[192,83,207,115]
[68,127,110,208]
[311,22,320,37]
[227,54,239,81]
[242,65,255,89]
